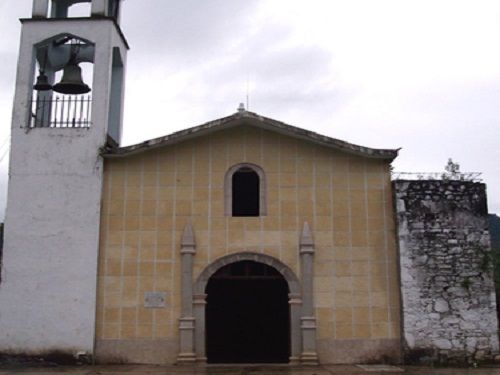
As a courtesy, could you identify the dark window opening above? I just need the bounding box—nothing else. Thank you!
[232,167,259,216]
[206,261,290,363]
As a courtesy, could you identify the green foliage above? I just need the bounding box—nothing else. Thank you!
[492,249,500,292]
[442,158,461,180]
[479,247,493,273]
[461,277,472,290]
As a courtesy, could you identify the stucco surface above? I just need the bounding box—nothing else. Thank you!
[0,17,127,354]
[96,125,400,363]
[317,338,401,363]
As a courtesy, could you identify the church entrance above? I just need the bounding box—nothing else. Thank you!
[205,260,290,363]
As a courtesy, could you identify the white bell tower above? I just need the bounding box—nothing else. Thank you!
[0,0,127,358]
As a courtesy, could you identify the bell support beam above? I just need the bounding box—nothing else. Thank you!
[299,221,319,365]
[177,222,196,363]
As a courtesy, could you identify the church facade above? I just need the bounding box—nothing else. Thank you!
[95,111,401,364]
[0,0,497,366]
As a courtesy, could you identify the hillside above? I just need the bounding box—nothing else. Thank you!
[489,214,500,251]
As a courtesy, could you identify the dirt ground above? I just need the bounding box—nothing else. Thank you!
[0,364,500,375]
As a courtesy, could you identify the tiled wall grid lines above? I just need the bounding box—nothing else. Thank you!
[97,127,400,342]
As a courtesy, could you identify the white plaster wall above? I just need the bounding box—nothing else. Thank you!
[0,19,127,354]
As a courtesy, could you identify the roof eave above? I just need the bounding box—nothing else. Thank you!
[103,111,399,160]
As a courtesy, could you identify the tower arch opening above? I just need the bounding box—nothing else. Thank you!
[65,1,92,18]
[31,34,95,128]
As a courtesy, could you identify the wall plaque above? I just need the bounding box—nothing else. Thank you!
[144,292,167,308]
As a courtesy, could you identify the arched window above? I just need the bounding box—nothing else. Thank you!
[232,167,259,216]
[225,163,267,217]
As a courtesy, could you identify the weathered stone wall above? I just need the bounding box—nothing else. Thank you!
[394,180,499,364]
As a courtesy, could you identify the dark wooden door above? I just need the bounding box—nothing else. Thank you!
[206,261,290,363]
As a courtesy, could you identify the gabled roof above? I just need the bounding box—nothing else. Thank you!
[104,110,399,160]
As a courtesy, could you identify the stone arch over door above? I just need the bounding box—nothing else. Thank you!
[193,252,303,363]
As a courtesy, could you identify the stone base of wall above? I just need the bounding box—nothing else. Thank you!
[403,345,499,366]
[96,338,401,365]
[0,350,90,366]
[317,338,401,364]
[95,339,177,364]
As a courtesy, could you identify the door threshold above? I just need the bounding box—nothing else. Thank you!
[206,363,293,367]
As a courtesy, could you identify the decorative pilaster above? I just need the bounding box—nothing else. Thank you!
[193,293,207,363]
[177,222,196,363]
[299,221,319,365]
[289,292,302,364]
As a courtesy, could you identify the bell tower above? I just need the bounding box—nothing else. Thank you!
[0,0,127,358]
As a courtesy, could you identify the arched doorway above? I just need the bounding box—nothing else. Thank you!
[205,260,290,363]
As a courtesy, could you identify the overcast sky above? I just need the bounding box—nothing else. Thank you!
[0,0,499,217]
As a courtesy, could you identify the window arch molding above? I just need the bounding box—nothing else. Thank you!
[224,163,267,216]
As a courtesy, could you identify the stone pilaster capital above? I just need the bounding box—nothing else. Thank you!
[288,293,303,305]
[300,316,317,329]
[180,246,196,254]
[179,317,195,330]
[180,222,196,254]
[299,221,315,254]
[193,294,207,305]
[299,246,315,255]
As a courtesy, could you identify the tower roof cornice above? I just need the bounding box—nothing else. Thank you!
[20,17,130,49]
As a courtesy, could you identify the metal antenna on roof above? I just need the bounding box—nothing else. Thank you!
[246,73,250,111]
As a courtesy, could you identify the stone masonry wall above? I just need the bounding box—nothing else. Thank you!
[394,180,499,364]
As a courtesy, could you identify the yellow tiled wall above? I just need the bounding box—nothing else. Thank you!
[96,125,400,343]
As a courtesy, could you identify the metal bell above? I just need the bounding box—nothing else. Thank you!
[52,60,91,95]
[33,71,52,91]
